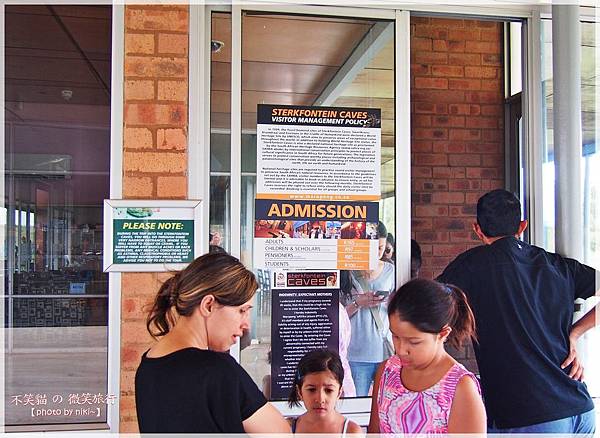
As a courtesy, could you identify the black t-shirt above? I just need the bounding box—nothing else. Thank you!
[438,237,596,428]
[135,347,267,433]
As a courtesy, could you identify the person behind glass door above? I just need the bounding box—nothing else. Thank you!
[343,221,394,396]
[368,279,486,434]
[288,349,362,435]
[135,252,290,433]
[381,233,395,264]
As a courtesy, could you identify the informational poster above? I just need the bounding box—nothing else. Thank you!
[103,200,202,272]
[270,270,339,400]
[254,104,382,271]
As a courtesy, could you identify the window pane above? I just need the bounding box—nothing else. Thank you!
[4,5,111,426]
[239,12,395,400]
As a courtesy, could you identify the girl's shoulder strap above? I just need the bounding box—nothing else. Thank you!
[341,417,349,437]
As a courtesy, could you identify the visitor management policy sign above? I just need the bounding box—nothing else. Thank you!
[254,104,382,271]
[103,199,203,272]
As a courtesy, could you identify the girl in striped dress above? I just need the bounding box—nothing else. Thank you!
[368,279,486,434]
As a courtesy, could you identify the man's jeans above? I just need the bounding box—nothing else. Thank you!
[488,409,595,434]
[349,361,379,397]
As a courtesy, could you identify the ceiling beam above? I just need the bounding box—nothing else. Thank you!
[313,21,393,107]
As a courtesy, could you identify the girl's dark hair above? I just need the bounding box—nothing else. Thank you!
[387,278,476,349]
[146,252,258,338]
[288,349,344,407]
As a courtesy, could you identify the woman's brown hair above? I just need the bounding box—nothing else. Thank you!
[146,252,258,338]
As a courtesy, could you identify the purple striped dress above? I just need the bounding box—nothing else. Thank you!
[377,355,480,434]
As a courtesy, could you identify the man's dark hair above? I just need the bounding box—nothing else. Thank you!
[476,189,521,237]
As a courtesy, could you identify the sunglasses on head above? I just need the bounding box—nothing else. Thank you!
[385,246,393,254]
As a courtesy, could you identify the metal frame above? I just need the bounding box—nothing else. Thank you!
[103,199,203,273]
[1,3,5,430]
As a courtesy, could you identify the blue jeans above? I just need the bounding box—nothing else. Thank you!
[349,361,379,396]
[488,409,595,434]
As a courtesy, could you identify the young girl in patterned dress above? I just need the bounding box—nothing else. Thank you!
[368,279,486,434]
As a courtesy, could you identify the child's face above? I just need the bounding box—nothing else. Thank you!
[389,313,449,369]
[297,370,342,415]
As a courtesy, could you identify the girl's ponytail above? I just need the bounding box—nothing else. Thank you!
[146,274,178,338]
[446,284,477,349]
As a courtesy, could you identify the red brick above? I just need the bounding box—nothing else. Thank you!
[412,90,466,103]
[433,217,469,230]
[125,33,155,55]
[466,167,499,179]
[449,78,481,90]
[416,231,450,242]
[465,91,501,104]
[125,103,186,126]
[413,37,432,51]
[466,117,498,129]
[124,127,153,149]
[449,104,480,115]
[412,218,433,230]
[414,102,436,114]
[481,29,500,42]
[125,80,155,100]
[415,26,449,40]
[482,54,503,66]
[433,40,448,51]
[431,192,465,204]
[466,142,500,154]
[158,80,188,101]
[414,51,448,64]
[432,167,452,178]
[465,40,501,54]
[412,64,431,76]
[412,140,433,152]
[482,154,504,167]
[449,29,481,41]
[157,176,187,198]
[411,17,431,25]
[124,151,187,173]
[449,53,481,66]
[414,153,448,165]
[481,104,503,116]
[157,128,187,150]
[414,128,448,141]
[449,129,481,141]
[466,193,482,204]
[465,66,498,79]
[432,116,465,128]
[412,115,432,127]
[433,244,468,256]
[448,40,466,52]
[158,33,188,55]
[481,79,502,91]
[415,77,449,89]
[126,8,188,32]
[415,205,449,217]
[482,129,503,142]
[125,56,187,78]
[412,166,433,178]
[433,141,466,153]
[123,176,154,198]
[432,65,464,77]
[449,154,481,166]
[450,231,478,242]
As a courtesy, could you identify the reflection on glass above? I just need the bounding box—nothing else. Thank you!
[238,12,395,400]
[541,19,599,396]
[4,5,111,425]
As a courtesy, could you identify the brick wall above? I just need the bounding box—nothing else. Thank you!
[411,17,505,281]
[120,5,189,432]
[410,17,505,372]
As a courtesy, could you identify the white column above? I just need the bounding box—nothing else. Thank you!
[552,5,582,259]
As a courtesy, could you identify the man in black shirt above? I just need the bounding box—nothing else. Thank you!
[438,189,597,433]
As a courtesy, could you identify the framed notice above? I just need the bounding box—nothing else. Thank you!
[103,199,203,272]
[254,104,382,271]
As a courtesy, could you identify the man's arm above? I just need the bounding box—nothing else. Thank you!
[561,300,599,380]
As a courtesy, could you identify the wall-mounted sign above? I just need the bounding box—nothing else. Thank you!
[103,200,203,272]
[270,270,339,400]
[254,104,382,271]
